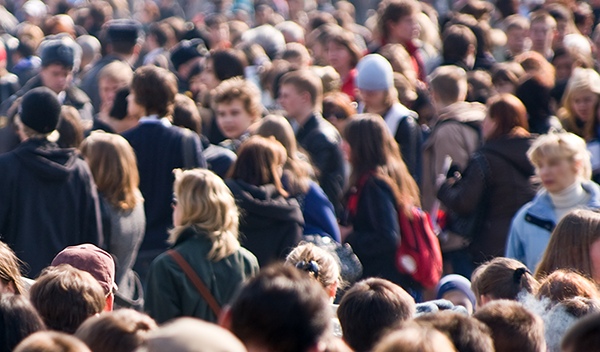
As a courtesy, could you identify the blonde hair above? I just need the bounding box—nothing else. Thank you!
[560,68,600,138]
[527,132,592,181]
[169,169,240,261]
[0,241,26,294]
[80,131,142,210]
[285,242,341,292]
[98,61,134,86]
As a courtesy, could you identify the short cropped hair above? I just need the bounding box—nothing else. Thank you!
[377,0,420,41]
[503,14,530,32]
[29,265,106,334]
[415,311,495,352]
[280,70,323,108]
[374,323,457,352]
[98,61,133,86]
[14,332,90,352]
[75,309,157,352]
[442,24,477,63]
[131,65,178,117]
[337,278,416,352]
[474,300,546,352]
[228,264,331,352]
[429,65,468,104]
[213,77,262,119]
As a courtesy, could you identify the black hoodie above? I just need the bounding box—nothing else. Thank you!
[226,179,304,266]
[0,139,102,276]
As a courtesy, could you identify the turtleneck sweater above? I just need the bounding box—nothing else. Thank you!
[549,181,590,222]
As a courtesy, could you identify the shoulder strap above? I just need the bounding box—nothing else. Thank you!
[167,249,221,317]
[181,129,197,170]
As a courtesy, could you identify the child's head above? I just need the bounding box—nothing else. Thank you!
[213,77,262,140]
[435,275,477,315]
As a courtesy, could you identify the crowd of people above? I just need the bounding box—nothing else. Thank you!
[3,0,600,350]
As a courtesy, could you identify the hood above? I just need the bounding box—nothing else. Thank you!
[482,136,536,176]
[14,139,81,181]
[437,101,486,124]
[227,179,304,224]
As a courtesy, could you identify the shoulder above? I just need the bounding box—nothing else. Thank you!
[310,116,341,146]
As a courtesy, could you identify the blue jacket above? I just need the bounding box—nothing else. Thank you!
[505,181,600,270]
[300,181,341,242]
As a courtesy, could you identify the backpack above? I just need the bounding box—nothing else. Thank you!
[348,173,443,289]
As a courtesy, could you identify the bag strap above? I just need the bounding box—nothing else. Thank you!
[167,250,221,317]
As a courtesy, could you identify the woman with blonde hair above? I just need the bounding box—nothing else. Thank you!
[535,209,600,283]
[0,241,27,295]
[145,169,259,324]
[80,131,146,303]
[506,133,600,270]
[255,115,340,241]
[558,67,600,137]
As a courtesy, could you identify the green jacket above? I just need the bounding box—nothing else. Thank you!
[145,227,259,324]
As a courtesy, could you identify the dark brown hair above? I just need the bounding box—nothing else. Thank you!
[442,24,477,63]
[322,92,357,122]
[327,29,363,69]
[486,93,529,140]
[561,312,600,352]
[280,70,324,108]
[536,269,600,303]
[131,65,178,117]
[415,311,494,352]
[377,0,420,41]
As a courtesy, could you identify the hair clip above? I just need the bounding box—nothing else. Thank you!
[296,260,319,279]
[513,267,531,284]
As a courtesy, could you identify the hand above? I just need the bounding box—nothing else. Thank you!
[339,225,353,241]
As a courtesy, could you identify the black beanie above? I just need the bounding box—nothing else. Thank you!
[20,87,62,133]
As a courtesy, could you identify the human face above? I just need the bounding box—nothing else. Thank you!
[199,59,220,91]
[278,84,306,120]
[553,54,574,83]
[537,156,579,193]
[442,290,474,315]
[126,91,145,118]
[506,28,527,55]
[388,14,419,44]
[216,99,255,139]
[99,78,126,113]
[359,89,388,113]
[571,90,599,122]
[39,64,72,94]
[529,21,554,54]
[327,41,352,74]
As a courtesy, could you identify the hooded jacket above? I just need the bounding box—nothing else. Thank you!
[0,139,102,276]
[226,179,304,266]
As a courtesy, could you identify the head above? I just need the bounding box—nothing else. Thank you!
[55,106,84,149]
[435,275,477,315]
[199,49,246,91]
[0,294,45,352]
[527,132,592,193]
[282,42,311,70]
[230,136,288,196]
[17,87,62,141]
[471,257,540,309]
[129,65,178,118]
[377,0,420,44]
[414,311,495,352]
[285,242,342,301]
[322,92,356,132]
[103,19,142,57]
[225,264,331,352]
[29,265,106,334]
[503,15,530,55]
[172,94,202,135]
[14,332,90,352]
[442,25,477,68]
[76,35,101,70]
[278,70,323,120]
[337,278,416,352]
[38,36,82,93]
[98,61,133,114]
[170,169,240,262]
[378,44,418,85]
[355,54,396,112]
[473,300,546,352]
[169,39,208,80]
[491,62,525,94]
[0,241,26,295]
[275,21,306,44]
[429,65,468,109]
[213,77,262,140]
[561,312,600,352]
[75,310,157,352]
[562,68,600,138]
[373,324,457,352]
[529,11,557,54]
[80,131,141,211]
[326,29,362,73]
[535,209,600,283]
[482,93,529,140]
[536,269,600,303]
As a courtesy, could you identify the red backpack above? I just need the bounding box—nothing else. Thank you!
[348,174,443,289]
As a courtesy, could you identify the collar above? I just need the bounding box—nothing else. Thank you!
[383,102,412,136]
[526,180,600,222]
[139,115,172,127]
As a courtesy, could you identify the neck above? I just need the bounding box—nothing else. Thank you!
[549,180,586,208]
[293,109,315,127]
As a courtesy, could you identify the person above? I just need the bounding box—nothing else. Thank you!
[144,318,246,352]
[0,240,28,295]
[75,309,157,352]
[0,294,45,352]
[558,68,600,138]
[326,28,362,101]
[0,87,102,276]
[337,278,415,352]
[0,39,19,105]
[440,24,478,71]
[529,11,558,61]
[535,210,600,283]
[536,269,600,303]
[91,61,134,133]
[145,169,259,323]
[29,265,106,334]
[473,300,546,352]
[170,39,208,93]
[121,65,206,279]
[80,132,145,304]
[14,332,91,352]
[516,75,563,135]
[341,114,420,290]
[495,15,530,62]
[437,94,537,270]
[278,69,346,217]
[355,54,422,184]
[255,115,340,241]
[373,323,456,352]
[471,257,539,309]
[221,264,332,352]
[322,91,357,133]
[505,133,600,270]
[421,65,486,215]
[213,77,262,152]
[561,312,600,352]
[435,274,477,315]
[226,136,304,265]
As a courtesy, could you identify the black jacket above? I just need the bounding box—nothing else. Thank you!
[0,139,103,276]
[296,113,346,217]
[437,135,538,263]
[226,179,304,266]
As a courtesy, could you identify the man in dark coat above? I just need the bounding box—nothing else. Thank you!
[0,87,102,277]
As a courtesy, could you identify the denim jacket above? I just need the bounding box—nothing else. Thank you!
[505,181,600,270]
